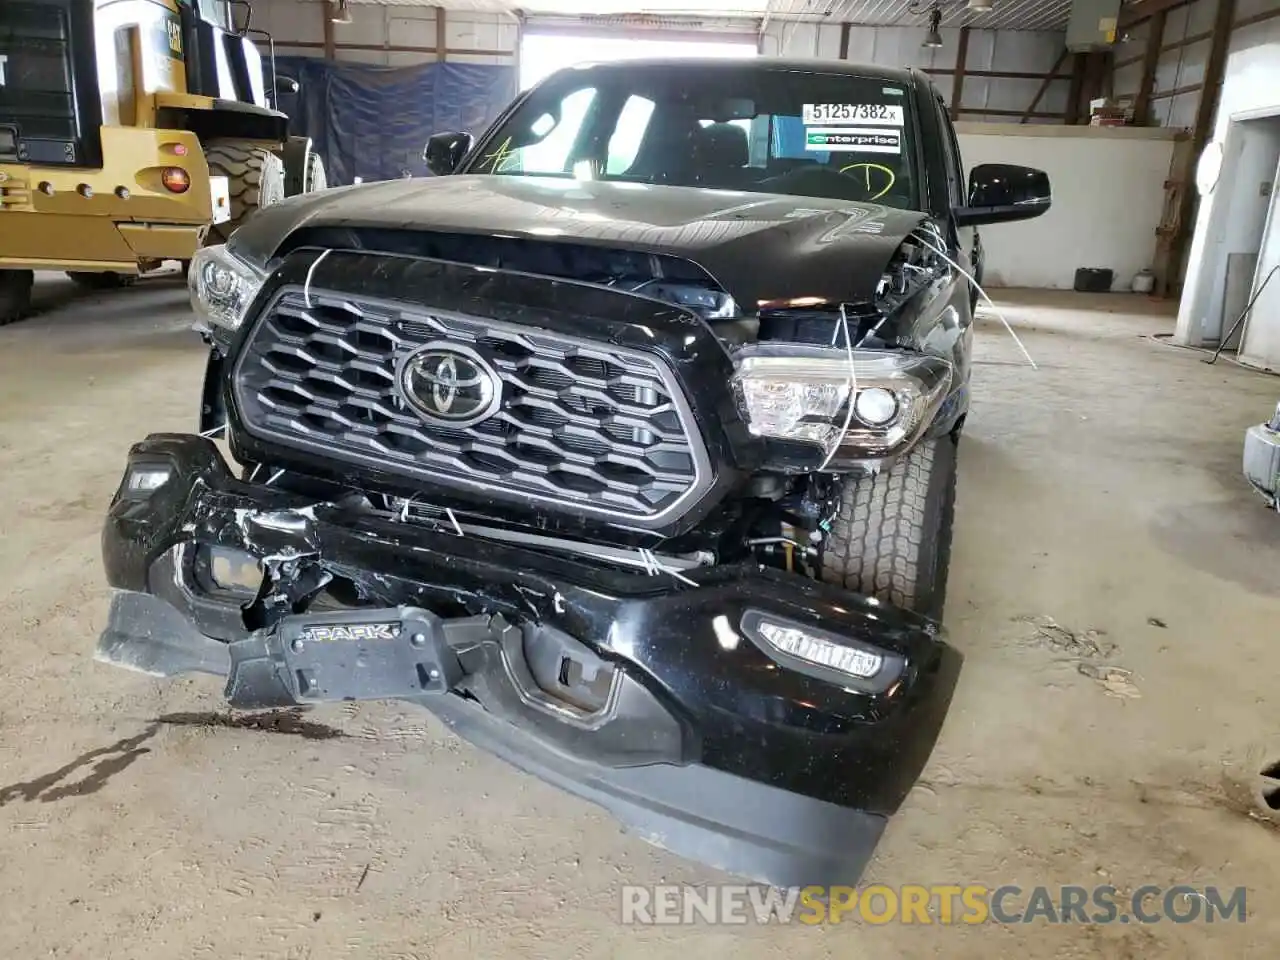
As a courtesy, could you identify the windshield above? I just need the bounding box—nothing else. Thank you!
[470,64,921,210]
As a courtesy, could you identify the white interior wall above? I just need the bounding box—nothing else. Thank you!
[955,124,1179,289]
[1175,27,1280,356]
[761,22,1069,122]
[255,0,517,66]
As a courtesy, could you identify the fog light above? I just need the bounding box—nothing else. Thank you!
[740,609,904,691]
[757,620,882,677]
[161,167,190,193]
[205,546,263,593]
[855,387,898,426]
[123,463,173,497]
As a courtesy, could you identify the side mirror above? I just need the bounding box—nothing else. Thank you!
[954,163,1051,227]
[424,132,473,177]
[275,75,300,95]
[228,0,252,36]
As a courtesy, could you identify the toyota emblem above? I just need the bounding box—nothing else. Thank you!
[398,344,501,427]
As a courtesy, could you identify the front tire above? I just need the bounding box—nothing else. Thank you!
[819,434,958,620]
[0,270,34,326]
[204,141,286,244]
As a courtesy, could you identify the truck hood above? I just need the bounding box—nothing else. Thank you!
[230,174,931,309]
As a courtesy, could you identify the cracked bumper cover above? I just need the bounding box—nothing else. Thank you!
[98,433,963,887]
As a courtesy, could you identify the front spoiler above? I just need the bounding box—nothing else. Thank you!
[97,433,963,887]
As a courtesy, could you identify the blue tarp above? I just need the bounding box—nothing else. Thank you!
[274,57,517,186]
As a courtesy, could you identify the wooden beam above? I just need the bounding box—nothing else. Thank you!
[839,21,851,60]
[1133,9,1167,124]
[1065,53,1086,123]
[1061,51,1110,123]
[1116,28,1214,70]
[1187,0,1234,147]
[1154,0,1235,297]
[1149,81,1203,101]
[949,26,970,120]
[925,67,1071,80]
[323,0,336,61]
[436,6,446,62]
[957,108,1066,119]
[1161,28,1213,52]
[1234,5,1280,29]
[1019,47,1069,124]
[1119,0,1192,29]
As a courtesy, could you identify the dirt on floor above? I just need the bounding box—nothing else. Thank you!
[0,275,1277,958]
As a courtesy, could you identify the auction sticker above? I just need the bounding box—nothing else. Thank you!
[803,103,903,126]
[805,128,901,154]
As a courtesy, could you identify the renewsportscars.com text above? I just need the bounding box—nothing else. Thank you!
[620,884,1247,925]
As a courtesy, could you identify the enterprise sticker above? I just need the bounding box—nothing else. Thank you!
[805,128,902,154]
[803,103,903,126]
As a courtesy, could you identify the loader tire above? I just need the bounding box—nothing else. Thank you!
[818,434,958,621]
[0,270,34,326]
[204,141,286,244]
[67,271,135,290]
[304,151,327,192]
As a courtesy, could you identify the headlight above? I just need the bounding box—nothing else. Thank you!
[731,345,952,460]
[188,243,266,333]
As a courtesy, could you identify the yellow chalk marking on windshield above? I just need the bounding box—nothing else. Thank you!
[839,162,895,201]
[482,136,517,173]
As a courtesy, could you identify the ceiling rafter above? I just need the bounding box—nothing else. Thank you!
[337,0,1107,32]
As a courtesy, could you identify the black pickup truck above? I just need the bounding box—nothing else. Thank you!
[98,58,1050,887]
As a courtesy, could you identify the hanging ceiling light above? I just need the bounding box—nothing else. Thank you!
[330,0,353,25]
[967,0,994,11]
[922,5,944,47]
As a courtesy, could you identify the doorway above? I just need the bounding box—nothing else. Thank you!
[1238,130,1280,371]
[519,32,757,92]
[1191,113,1280,355]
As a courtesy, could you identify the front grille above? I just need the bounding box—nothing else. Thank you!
[233,288,709,525]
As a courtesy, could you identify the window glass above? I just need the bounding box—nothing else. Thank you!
[474,66,922,211]
[489,87,598,175]
[607,96,655,175]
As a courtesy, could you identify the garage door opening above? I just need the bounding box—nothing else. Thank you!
[520,33,756,91]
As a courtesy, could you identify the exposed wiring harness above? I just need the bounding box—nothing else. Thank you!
[816,227,1039,474]
[302,249,332,309]
[911,226,1038,370]
[818,301,859,473]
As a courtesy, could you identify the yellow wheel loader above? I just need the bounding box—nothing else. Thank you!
[0,0,326,323]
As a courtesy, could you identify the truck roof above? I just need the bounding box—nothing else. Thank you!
[553,57,922,87]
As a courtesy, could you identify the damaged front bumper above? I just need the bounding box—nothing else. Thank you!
[98,433,962,887]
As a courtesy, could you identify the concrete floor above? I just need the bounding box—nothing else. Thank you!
[0,274,1278,958]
